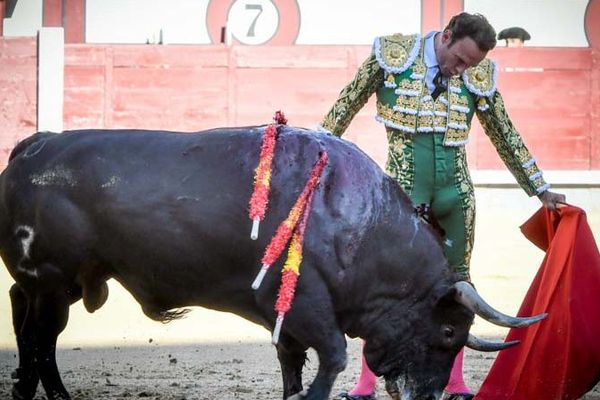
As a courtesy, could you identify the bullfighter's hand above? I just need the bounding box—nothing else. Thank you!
[538,190,566,211]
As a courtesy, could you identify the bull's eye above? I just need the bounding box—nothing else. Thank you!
[443,327,454,338]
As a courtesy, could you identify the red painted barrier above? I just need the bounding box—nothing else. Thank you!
[469,47,595,171]
[0,39,597,173]
[0,37,37,168]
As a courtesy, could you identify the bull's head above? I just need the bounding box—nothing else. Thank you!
[363,281,546,400]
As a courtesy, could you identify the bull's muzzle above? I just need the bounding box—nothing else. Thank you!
[385,375,442,400]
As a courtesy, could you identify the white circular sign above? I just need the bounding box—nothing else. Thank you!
[227,0,280,45]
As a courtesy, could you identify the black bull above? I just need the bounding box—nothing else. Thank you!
[0,127,544,400]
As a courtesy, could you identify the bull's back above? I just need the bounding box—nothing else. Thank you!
[0,127,393,315]
[2,129,261,270]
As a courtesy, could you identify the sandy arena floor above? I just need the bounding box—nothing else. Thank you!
[0,188,599,399]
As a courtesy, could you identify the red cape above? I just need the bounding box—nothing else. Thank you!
[475,205,600,400]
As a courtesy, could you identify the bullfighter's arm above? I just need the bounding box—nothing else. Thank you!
[320,54,384,137]
[476,90,550,196]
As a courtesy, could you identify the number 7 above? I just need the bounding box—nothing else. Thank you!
[245,4,263,37]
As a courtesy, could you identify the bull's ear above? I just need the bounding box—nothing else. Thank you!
[435,286,459,309]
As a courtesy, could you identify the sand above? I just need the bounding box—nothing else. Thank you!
[1,339,599,399]
[1,188,599,399]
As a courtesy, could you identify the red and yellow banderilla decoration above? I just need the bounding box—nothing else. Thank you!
[251,151,328,289]
[248,111,288,240]
[248,111,328,344]
[271,174,321,344]
[252,151,328,344]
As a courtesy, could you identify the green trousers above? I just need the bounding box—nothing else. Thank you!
[386,130,475,280]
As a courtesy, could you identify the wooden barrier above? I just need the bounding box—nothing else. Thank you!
[0,37,37,168]
[1,38,598,173]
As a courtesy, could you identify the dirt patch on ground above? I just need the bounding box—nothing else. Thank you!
[1,188,599,399]
[1,338,599,399]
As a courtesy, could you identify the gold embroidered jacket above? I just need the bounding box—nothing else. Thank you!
[321,33,549,196]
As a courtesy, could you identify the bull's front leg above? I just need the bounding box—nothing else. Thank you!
[10,284,39,400]
[284,328,347,400]
[277,333,308,399]
[303,331,347,400]
[268,268,347,399]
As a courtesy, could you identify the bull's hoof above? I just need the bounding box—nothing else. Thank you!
[286,389,308,399]
[11,385,37,400]
[441,393,474,400]
[335,392,376,400]
[11,369,39,400]
[46,391,72,400]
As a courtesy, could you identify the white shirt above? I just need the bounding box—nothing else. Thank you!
[424,31,447,95]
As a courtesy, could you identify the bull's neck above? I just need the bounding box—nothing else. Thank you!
[335,177,448,339]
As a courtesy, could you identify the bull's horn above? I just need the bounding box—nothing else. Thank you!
[466,333,520,352]
[454,281,547,328]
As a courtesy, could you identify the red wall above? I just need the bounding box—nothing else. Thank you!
[0,39,598,172]
[469,47,598,170]
[63,43,599,171]
[0,37,37,167]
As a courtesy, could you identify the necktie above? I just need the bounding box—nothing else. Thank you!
[431,70,447,100]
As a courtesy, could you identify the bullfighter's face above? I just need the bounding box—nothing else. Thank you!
[437,30,488,77]
[363,289,474,400]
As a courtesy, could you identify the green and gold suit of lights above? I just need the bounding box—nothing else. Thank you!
[322,33,549,280]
